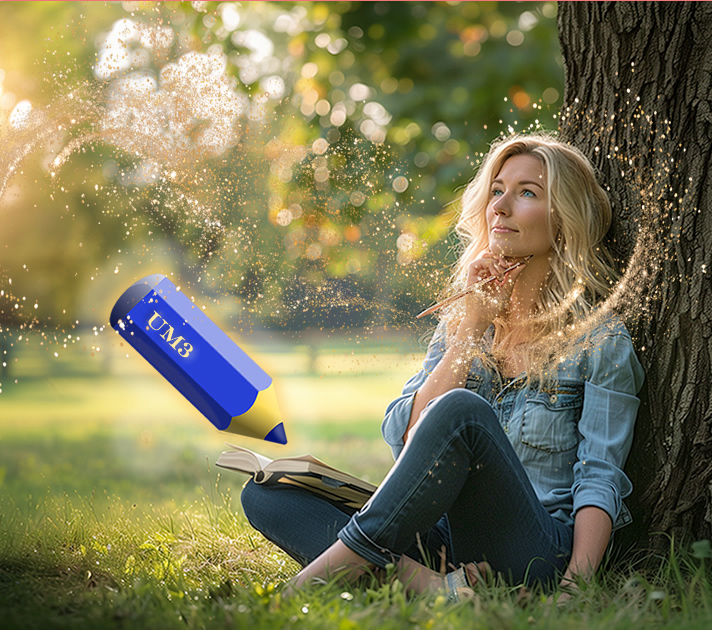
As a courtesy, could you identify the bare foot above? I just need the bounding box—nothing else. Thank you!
[400,559,492,600]
[439,562,492,602]
[464,561,492,587]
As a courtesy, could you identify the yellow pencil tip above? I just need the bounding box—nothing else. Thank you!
[224,383,285,442]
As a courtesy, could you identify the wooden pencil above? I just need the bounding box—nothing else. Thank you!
[416,256,531,319]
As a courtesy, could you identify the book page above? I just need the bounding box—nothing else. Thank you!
[218,444,272,473]
[219,444,376,492]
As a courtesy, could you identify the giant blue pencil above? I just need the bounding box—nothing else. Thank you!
[110,274,287,444]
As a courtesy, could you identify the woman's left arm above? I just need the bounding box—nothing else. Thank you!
[561,325,645,600]
[559,506,612,593]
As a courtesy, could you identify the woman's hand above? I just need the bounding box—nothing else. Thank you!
[458,252,528,330]
[404,253,527,443]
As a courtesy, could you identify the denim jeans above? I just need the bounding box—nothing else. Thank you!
[241,389,574,587]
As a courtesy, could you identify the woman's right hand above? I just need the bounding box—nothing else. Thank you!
[458,252,527,331]
[406,252,527,442]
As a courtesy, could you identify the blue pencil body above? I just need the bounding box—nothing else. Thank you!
[110,274,286,444]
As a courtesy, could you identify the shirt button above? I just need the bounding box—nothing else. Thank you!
[496,396,503,404]
[549,394,558,404]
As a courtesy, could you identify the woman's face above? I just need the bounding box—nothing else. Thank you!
[486,154,554,260]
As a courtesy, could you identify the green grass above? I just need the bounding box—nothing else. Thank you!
[1,335,712,628]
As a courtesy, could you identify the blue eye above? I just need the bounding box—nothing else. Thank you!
[522,189,536,198]
[491,188,503,196]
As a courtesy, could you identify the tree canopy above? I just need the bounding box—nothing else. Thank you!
[0,1,562,341]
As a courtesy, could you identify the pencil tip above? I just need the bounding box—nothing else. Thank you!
[264,422,287,445]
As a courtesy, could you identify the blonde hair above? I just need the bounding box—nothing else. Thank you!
[444,132,618,375]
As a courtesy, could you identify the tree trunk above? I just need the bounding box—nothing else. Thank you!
[557,2,712,553]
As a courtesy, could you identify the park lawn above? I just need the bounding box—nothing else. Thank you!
[1,340,712,629]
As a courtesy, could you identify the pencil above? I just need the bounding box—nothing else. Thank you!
[110,274,287,444]
[416,256,532,319]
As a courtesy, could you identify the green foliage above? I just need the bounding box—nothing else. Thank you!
[181,0,564,329]
[0,1,563,334]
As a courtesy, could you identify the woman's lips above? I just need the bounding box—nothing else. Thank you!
[491,225,518,233]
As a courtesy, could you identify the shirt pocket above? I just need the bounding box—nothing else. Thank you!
[519,381,583,453]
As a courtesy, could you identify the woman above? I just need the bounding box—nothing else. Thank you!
[241,133,645,599]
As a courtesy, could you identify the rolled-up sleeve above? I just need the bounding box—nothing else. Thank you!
[381,321,447,460]
[572,328,645,526]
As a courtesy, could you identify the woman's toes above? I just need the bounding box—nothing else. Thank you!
[464,561,492,586]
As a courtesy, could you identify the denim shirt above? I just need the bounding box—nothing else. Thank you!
[381,316,645,531]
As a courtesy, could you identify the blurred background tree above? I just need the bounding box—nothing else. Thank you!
[0,1,563,348]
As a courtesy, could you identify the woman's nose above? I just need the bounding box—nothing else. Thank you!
[492,194,510,215]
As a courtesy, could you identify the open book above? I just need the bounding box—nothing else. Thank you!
[216,444,377,510]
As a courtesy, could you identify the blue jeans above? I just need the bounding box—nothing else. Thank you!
[241,389,574,587]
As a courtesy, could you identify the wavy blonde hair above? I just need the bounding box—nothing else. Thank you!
[444,132,618,374]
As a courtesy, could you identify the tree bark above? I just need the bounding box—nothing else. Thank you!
[557,2,712,553]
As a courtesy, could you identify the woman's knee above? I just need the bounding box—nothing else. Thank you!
[424,389,498,432]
